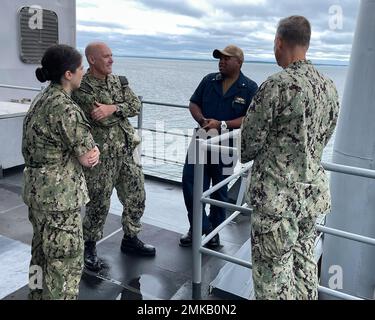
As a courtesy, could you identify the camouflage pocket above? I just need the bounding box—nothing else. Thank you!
[43,211,83,260]
[294,182,331,218]
[251,213,298,260]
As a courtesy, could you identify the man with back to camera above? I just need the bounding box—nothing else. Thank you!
[180,45,258,248]
[72,42,155,272]
[241,16,339,299]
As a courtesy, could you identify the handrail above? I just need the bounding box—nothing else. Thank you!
[316,224,375,246]
[136,99,191,171]
[135,127,192,138]
[192,134,375,301]
[322,161,375,179]
[201,162,252,198]
[0,84,42,92]
[317,286,364,300]
[142,100,188,109]
[202,198,253,215]
[142,154,185,165]
[201,207,246,245]
[0,96,190,173]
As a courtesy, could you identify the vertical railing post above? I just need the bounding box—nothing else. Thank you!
[192,138,205,300]
[137,96,143,141]
[137,96,144,162]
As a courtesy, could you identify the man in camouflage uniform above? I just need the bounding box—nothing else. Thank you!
[240,16,339,299]
[72,42,155,271]
[23,82,98,299]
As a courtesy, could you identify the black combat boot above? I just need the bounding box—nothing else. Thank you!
[206,233,221,248]
[179,228,192,247]
[120,235,156,256]
[84,241,103,271]
[179,228,221,248]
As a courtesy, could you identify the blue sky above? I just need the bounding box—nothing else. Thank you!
[76,0,360,64]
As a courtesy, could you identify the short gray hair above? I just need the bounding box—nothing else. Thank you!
[277,15,311,47]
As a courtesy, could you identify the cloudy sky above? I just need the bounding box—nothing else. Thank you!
[76,0,360,64]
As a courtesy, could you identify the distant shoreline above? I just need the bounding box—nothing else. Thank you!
[112,54,349,67]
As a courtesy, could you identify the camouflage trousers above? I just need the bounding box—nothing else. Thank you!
[251,211,318,300]
[83,154,145,241]
[28,208,84,300]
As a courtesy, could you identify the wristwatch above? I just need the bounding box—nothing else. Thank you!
[221,120,228,130]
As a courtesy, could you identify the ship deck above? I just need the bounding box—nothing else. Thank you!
[0,166,251,300]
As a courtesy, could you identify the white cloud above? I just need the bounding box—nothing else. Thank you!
[77,0,200,36]
[76,0,360,62]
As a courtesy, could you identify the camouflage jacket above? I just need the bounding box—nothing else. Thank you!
[241,60,339,220]
[22,83,96,211]
[72,71,141,158]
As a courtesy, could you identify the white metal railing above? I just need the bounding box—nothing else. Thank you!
[2,83,374,299]
[0,83,41,92]
[191,132,375,301]
[0,86,190,171]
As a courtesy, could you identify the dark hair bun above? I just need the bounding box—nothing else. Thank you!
[36,45,82,84]
[35,67,48,83]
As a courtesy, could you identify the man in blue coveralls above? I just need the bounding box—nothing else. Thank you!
[180,45,258,248]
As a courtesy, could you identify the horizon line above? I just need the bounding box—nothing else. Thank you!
[109,54,349,67]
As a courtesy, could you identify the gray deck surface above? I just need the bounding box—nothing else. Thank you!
[0,166,251,300]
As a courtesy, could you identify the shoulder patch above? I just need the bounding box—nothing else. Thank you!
[118,76,129,86]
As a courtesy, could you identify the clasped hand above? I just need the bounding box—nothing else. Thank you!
[91,102,116,121]
[202,118,220,131]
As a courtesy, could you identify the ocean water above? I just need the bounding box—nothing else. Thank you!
[111,57,348,180]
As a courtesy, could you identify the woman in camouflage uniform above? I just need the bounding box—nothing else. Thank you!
[22,45,100,300]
